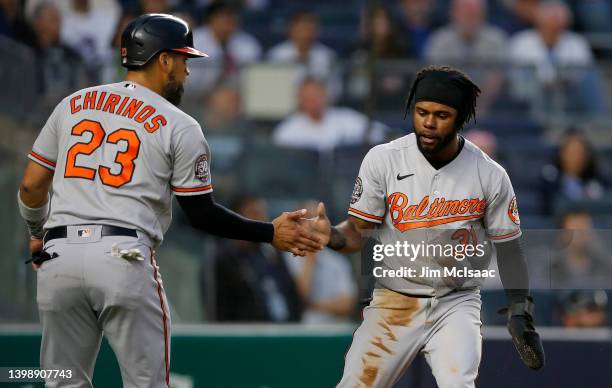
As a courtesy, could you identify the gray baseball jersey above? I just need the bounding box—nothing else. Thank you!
[348,133,521,296]
[28,81,212,247]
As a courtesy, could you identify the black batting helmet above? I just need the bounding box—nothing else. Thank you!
[121,13,208,68]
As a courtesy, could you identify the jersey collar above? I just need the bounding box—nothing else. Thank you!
[417,135,466,173]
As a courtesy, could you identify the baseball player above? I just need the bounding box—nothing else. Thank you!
[17,14,322,388]
[306,66,545,387]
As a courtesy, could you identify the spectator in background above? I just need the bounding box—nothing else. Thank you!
[58,0,120,83]
[348,4,409,99]
[212,195,302,322]
[464,129,498,160]
[540,130,606,215]
[353,4,408,60]
[200,85,252,200]
[425,0,508,64]
[0,0,35,43]
[550,209,612,289]
[189,1,261,97]
[137,0,169,14]
[425,0,508,114]
[193,0,270,12]
[498,0,540,34]
[509,1,606,114]
[202,84,250,135]
[396,0,438,58]
[560,290,608,328]
[26,2,87,123]
[284,201,357,324]
[273,78,387,153]
[179,2,261,114]
[267,10,339,97]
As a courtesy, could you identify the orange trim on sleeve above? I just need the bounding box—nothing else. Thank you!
[171,184,213,193]
[29,151,56,167]
[348,207,385,221]
[489,229,521,240]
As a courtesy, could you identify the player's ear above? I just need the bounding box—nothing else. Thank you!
[158,52,173,74]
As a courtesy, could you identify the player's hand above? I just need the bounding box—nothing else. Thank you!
[29,238,43,271]
[271,209,323,256]
[507,314,545,370]
[300,202,332,247]
[499,297,545,370]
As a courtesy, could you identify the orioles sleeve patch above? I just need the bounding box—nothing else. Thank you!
[350,177,363,205]
[194,154,210,182]
[508,196,520,225]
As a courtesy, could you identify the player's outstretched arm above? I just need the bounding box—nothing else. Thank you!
[176,194,322,256]
[303,202,376,254]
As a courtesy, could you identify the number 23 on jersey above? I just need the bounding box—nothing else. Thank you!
[65,119,141,188]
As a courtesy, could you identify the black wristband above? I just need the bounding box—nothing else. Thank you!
[259,222,275,243]
[327,226,347,251]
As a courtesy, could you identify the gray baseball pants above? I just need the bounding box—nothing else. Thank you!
[337,288,482,388]
[36,225,170,388]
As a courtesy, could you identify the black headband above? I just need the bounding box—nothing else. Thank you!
[413,71,465,111]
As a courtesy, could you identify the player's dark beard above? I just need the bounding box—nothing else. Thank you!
[415,129,458,157]
[162,73,184,106]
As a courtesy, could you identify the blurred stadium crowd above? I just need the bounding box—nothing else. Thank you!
[2,0,612,329]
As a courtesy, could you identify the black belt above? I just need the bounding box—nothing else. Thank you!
[44,225,138,244]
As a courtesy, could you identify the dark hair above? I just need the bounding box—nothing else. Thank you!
[299,76,325,89]
[554,128,599,181]
[32,1,58,21]
[404,65,481,131]
[360,4,407,58]
[289,10,317,25]
[205,1,237,22]
[562,290,607,314]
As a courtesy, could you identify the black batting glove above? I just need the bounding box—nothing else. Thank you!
[498,296,545,370]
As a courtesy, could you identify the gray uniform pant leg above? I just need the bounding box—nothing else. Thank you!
[37,241,102,388]
[98,243,171,388]
[337,289,482,388]
[37,232,171,388]
[337,289,428,388]
[422,291,483,388]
